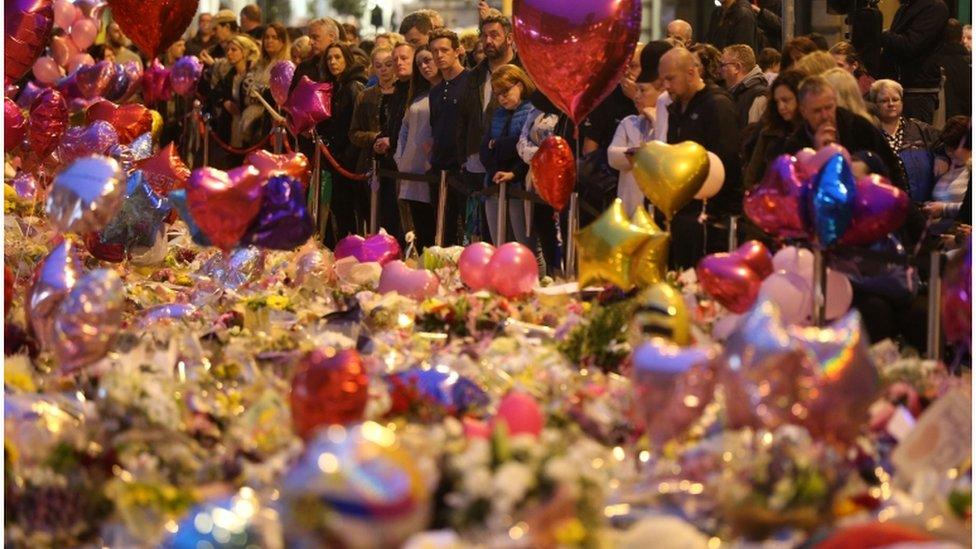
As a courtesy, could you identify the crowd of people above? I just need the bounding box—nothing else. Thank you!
[89,1,971,346]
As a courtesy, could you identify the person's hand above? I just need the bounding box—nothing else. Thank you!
[750,2,761,12]
[223,100,239,115]
[813,124,838,149]
[478,1,491,20]
[922,202,946,218]
[640,106,656,123]
[934,157,950,178]
[493,171,515,184]
[373,137,390,154]
[620,77,638,101]
[200,50,214,66]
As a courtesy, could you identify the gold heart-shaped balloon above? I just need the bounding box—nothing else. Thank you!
[632,141,710,220]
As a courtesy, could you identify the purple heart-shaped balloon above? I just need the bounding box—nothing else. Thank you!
[142,58,171,105]
[103,62,131,101]
[334,231,401,265]
[57,119,119,165]
[74,60,116,99]
[838,174,909,246]
[743,154,811,241]
[269,60,295,106]
[170,55,202,96]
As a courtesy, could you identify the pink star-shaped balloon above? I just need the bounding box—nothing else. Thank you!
[283,76,332,135]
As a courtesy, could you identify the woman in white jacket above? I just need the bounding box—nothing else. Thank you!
[607,81,662,216]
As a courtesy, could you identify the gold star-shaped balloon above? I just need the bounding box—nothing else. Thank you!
[576,199,652,289]
[630,207,670,287]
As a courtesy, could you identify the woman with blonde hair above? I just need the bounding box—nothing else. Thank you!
[480,64,537,246]
[209,34,261,165]
[793,50,837,77]
[823,67,876,125]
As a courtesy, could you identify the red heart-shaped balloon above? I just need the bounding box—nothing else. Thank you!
[290,348,369,440]
[84,231,127,263]
[106,0,198,61]
[186,166,264,252]
[530,135,575,211]
[837,174,909,247]
[86,100,152,144]
[513,0,641,125]
[743,154,811,241]
[5,98,27,153]
[246,150,310,190]
[5,0,55,86]
[74,60,117,99]
[141,58,172,105]
[696,253,763,314]
[732,240,774,280]
[28,88,68,157]
[137,142,190,196]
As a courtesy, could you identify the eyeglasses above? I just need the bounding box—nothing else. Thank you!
[878,97,902,105]
[719,61,738,68]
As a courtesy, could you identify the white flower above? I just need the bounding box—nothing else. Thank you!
[461,467,494,498]
[544,456,578,486]
[492,461,536,505]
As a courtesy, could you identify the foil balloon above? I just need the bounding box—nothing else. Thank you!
[162,488,282,549]
[810,153,856,247]
[334,231,401,265]
[201,246,266,289]
[74,60,116,99]
[283,76,332,135]
[280,422,431,548]
[45,156,125,234]
[721,299,810,430]
[118,61,143,102]
[628,282,691,347]
[169,55,202,96]
[631,339,717,447]
[137,142,191,196]
[632,141,709,220]
[168,188,211,246]
[377,260,440,300]
[246,149,310,189]
[53,268,125,372]
[15,81,44,109]
[26,239,84,351]
[696,252,763,314]
[512,0,641,126]
[269,60,296,107]
[242,175,313,250]
[576,199,653,289]
[5,98,27,153]
[290,347,369,439]
[629,207,669,287]
[186,166,264,252]
[487,242,539,298]
[103,62,131,101]
[84,230,127,263]
[458,242,495,291]
[6,0,55,85]
[837,174,909,247]
[32,55,64,85]
[142,58,171,105]
[790,310,879,446]
[798,143,851,180]
[733,240,774,279]
[386,367,489,417]
[57,120,119,165]
[100,170,172,251]
[86,100,152,144]
[106,0,198,61]
[28,88,69,158]
[10,171,37,200]
[743,154,810,240]
[494,391,544,437]
[530,135,575,210]
[942,241,972,350]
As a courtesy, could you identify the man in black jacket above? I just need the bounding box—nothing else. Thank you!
[659,47,743,269]
[720,44,768,128]
[783,75,907,189]
[705,0,760,52]
[880,0,949,124]
[937,19,972,120]
[293,18,341,85]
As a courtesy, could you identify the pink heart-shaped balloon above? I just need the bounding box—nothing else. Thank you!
[513,0,641,126]
[334,231,401,265]
[246,149,310,189]
[696,253,763,314]
[377,260,440,300]
[732,240,774,280]
[186,166,264,252]
[458,242,496,290]
[57,119,118,164]
[142,58,171,105]
[74,59,116,99]
[169,55,202,96]
[797,144,851,180]
[6,0,56,86]
[743,154,811,241]
[837,174,909,246]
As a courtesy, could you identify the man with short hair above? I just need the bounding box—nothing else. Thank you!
[198,9,239,64]
[399,11,435,48]
[186,13,216,57]
[705,0,759,51]
[783,76,905,186]
[293,18,340,85]
[240,4,264,41]
[720,44,768,127]
[879,0,949,124]
[456,14,520,241]
[428,29,471,245]
[666,19,693,46]
[106,22,142,67]
[658,47,743,268]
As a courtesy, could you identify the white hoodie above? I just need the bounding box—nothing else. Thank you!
[607,113,656,216]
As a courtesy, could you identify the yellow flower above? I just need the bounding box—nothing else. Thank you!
[266,294,290,310]
[4,356,36,392]
[553,517,587,545]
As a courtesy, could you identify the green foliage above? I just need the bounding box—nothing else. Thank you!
[558,300,634,373]
[331,0,365,18]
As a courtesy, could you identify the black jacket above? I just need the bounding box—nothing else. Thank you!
[456,54,522,169]
[667,84,743,215]
[880,0,949,89]
[705,0,760,52]
[320,64,367,170]
[744,125,791,188]
[729,66,768,129]
[783,107,907,190]
[937,42,972,119]
[581,85,637,150]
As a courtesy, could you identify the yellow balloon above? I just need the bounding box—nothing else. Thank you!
[575,199,653,289]
[629,282,691,347]
[630,208,670,287]
[632,141,710,220]
[149,110,163,143]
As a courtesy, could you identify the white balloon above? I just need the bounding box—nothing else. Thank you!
[760,271,812,325]
[772,246,815,282]
[694,151,725,200]
[823,269,853,321]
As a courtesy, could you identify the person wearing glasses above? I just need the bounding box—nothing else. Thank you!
[719,44,769,128]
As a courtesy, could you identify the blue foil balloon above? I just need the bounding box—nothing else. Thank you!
[386,367,489,415]
[100,170,171,251]
[103,63,131,102]
[169,188,212,246]
[242,175,313,250]
[162,488,282,548]
[810,153,856,246]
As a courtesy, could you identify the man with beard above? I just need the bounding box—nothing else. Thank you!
[456,13,520,241]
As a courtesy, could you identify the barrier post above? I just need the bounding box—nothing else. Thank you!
[369,159,379,234]
[811,247,827,326]
[435,171,448,247]
[927,250,942,361]
[202,112,211,167]
[273,125,285,154]
[565,192,579,275]
[310,133,322,238]
[497,181,508,244]
[728,215,739,252]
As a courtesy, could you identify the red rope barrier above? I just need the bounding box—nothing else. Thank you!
[195,115,274,156]
[318,142,370,182]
